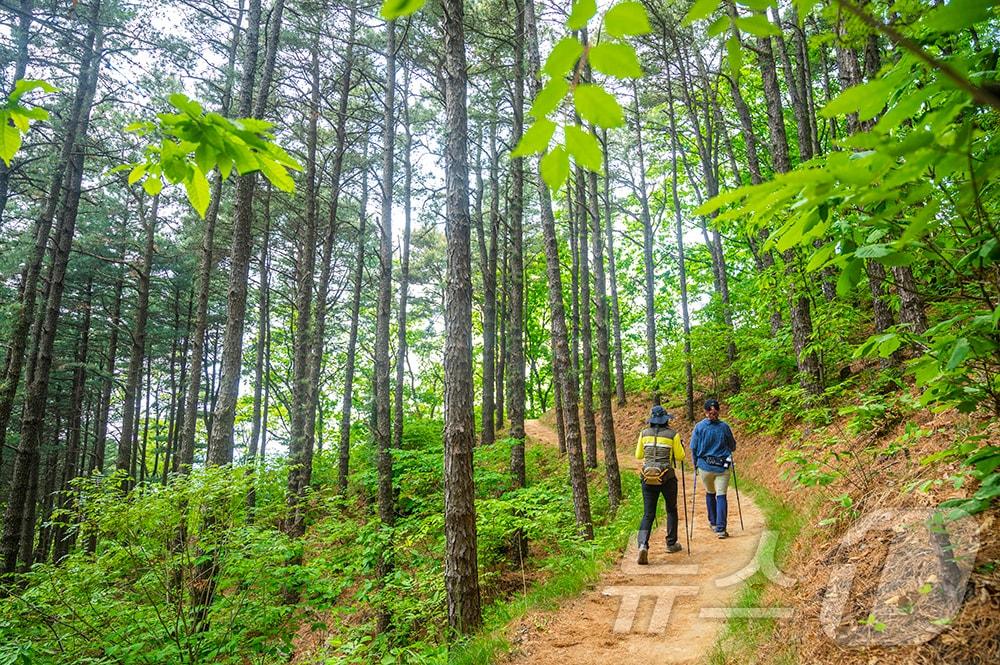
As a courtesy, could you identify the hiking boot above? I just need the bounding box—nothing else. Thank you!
[666,542,682,554]
[637,544,649,565]
[717,530,729,539]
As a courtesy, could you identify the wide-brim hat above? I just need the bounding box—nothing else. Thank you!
[649,405,673,425]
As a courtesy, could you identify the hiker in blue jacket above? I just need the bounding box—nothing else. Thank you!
[690,398,737,539]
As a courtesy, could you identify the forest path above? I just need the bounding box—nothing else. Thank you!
[507,419,766,664]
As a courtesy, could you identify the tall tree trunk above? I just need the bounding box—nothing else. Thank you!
[286,33,320,538]
[307,0,357,470]
[394,62,413,452]
[508,0,527,497]
[33,441,59,565]
[339,143,368,493]
[477,122,500,446]
[587,167,621,512]
[526,0,592,539]
[568,184,580,385]
[600,130,626,406]
[0,0,95,464]
[442,0,482,633]
[1,3,103,579]
[757,33,822,394]
[666,93,696,422]
[893,266,928,334]
[177,1,244,473]
[0,0,34,227]
[248,215,269,467]
[208,0,283,466]
[115,195,157,489]
[374,17,397,633]
[576,168,597,468]
[52,279,91,561]
[631,83,658,397]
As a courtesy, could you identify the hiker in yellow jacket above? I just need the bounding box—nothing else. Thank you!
[635,405,686,564]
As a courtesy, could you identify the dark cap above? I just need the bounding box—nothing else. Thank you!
[704,398,721,411]
[649,405,673,425]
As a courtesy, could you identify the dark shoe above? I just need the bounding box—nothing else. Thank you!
[666,542,682,554]
[717,530,729,539]
[637,544,649,565]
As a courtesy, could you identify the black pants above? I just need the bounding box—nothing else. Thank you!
[638,476,678,547]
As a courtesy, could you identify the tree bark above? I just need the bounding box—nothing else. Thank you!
[526,0,592,539]
[394,61,413,452]
[1,3,103,578]
[666,92,696,422]
[600,130,626,406]
[757,32,822,394]
[373,18,397,633]
[286,34,320,538]
[576,168,597,469]
[631,82,658,396]
[442,0,483,633]
[178,1,244,473]
[587,166,621,512]
[52,279,92,561]
[207,0,283,466]
[339,142,368,493]
[0,0,34,228]
[115,195,158,489]
[508,0,526,492]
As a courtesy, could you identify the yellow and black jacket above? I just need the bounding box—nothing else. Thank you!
[634,426,686,468]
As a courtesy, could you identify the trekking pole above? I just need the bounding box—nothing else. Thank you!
[731,459,744,531]
[680,461,690,555]
[689,464,698,543]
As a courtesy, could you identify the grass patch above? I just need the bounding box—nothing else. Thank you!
[448,477,645,664]
[706,473,809,665]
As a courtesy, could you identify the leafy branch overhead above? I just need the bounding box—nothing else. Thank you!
[0,80,59,167]
[513,1,651,193]
[122,94,302,218]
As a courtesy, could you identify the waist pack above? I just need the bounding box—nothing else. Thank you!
[641,463,675,485]
[704,455,731,469]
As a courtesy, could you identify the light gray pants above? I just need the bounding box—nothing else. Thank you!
[698,468,730,494]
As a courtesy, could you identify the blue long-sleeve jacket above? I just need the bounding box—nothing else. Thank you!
[690,418,737,473]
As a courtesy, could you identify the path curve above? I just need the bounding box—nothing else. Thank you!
[506,420,767,664]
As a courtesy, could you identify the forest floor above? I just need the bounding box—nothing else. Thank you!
[507,416,767,664]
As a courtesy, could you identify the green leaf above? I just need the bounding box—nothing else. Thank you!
[529,79,569,118]
[9,79,58,103]
[128,163,147,185]
[0,122,22,167]
[7,110,29,132]
[588,43,643,79]
[734,15,781,37]
[564,125,603,172]
[725,34,743,80]
[567,0,597,30]
[184,165,210,218]
[573,84,624,128]
[918,0,998,33]
[683,0,719,25]
[540,145,570,193]
[512,118,556,157]
[142,176,164,196]
[945,338,970,371]
[258,157,295,193]
[606,2,653,36]
[837,258,863,298]
[544,37,584,79]
[707,15,730,37]
[380,0,426,19]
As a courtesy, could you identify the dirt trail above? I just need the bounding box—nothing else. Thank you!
[506,419,768,664]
